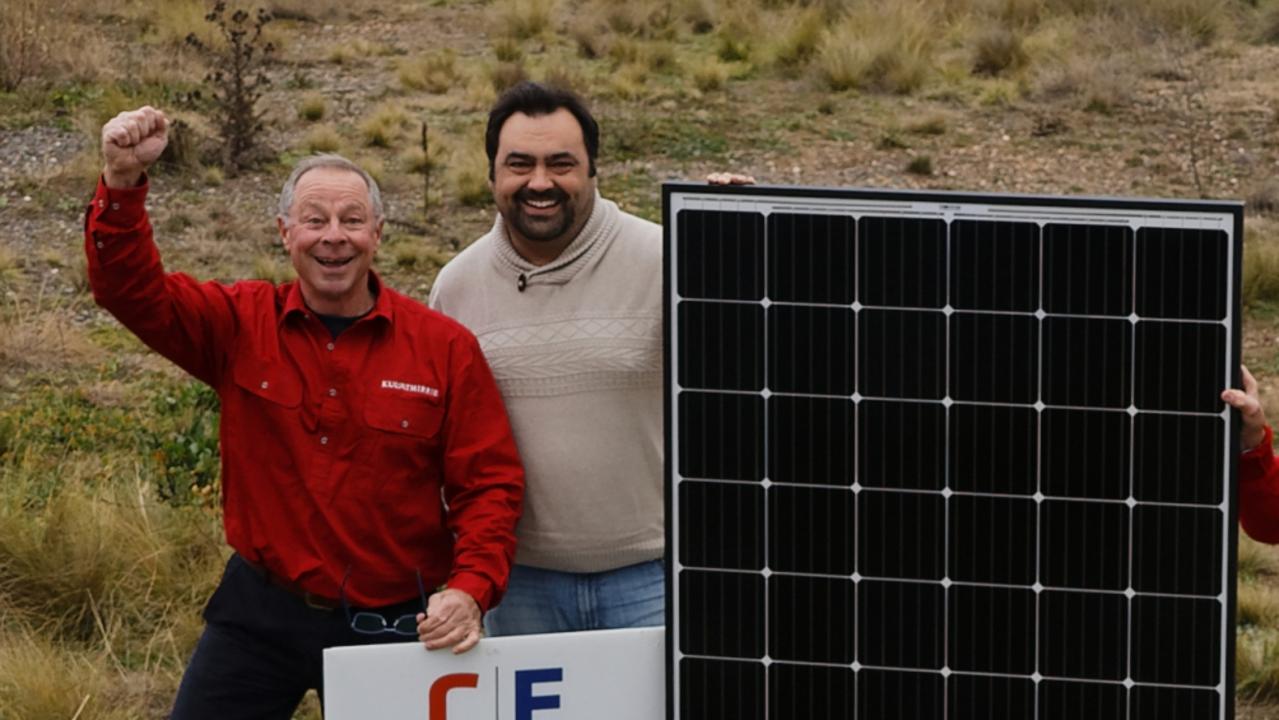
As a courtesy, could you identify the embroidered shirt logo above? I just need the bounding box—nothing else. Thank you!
[381,379,440,398]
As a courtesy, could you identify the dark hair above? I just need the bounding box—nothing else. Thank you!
[485,81,599,180]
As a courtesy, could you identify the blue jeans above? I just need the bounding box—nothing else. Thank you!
[485,559,665,636]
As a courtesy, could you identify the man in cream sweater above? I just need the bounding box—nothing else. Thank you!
[430,81,747,634]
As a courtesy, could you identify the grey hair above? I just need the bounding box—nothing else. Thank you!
[276,153,384,224]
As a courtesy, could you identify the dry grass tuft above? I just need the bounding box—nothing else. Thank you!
[1133,0,1232,46]
[1250,178,1279,217]
[972,26,1029,76]
[252,254,294,284]
[399,50,459,94]
[0,0,103,91]
[569,19,610,59]
[493,36,524,63]
[449,145,493,207]
[390,236,453,272]
[1261,3,1279,45]
[400,129,448,176]
[297,93,327,122]
[303,124,343,154]
[1032,48,1134,114]
[488,61,529,93]
[492,0,557,40]
[816,3,936,94]
[906,115,947,135]
[1241,534,1279,584]
[265,0,369,22]
[906,155,934,175]
[1244,224,1279,309]
[692,58,730,92]
[358,104,409,149]
[767,6,825,70]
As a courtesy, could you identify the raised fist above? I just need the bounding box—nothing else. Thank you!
[101,106,168,189]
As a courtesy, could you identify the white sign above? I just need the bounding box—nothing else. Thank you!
[324,627,664,720]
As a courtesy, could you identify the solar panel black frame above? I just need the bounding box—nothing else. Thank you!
[662,182,1244,720]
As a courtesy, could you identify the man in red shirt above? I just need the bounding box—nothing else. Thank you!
[1224,366,1279,543]
[86,106,524,718]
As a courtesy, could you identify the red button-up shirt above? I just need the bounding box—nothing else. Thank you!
[1241,425,1279,544]
[84,178,524,609]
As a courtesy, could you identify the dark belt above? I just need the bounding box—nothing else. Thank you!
[239,556,341,611]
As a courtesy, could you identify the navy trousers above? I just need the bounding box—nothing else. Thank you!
[170,554,422,720]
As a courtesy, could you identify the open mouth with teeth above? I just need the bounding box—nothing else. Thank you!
[314,256,354,268]
[516,188,567,215]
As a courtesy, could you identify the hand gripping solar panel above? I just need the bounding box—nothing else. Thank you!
[662,183,1243,720]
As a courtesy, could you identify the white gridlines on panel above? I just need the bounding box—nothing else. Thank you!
[666,189,1238,720]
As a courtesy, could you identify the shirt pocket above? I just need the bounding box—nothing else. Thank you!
[358,395,445,498]
[231,362,303,408]
[363,395,444,439]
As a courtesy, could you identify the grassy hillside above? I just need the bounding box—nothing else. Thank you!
[2,0,1279,716]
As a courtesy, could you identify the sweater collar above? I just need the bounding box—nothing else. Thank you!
[489,191,620,286]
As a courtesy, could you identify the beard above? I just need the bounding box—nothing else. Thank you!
[507,186,576,243]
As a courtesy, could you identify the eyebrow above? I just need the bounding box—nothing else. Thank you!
[503,151,579,164]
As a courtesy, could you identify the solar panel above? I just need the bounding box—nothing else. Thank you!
[663,183,1243,720]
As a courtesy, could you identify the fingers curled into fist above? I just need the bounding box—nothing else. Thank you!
[101,106,170,189]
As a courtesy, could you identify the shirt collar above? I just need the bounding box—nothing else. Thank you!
[280,271,392,326]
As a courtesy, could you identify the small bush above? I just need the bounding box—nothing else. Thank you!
[399,50,458,93]
[297,93,326,121]
[492,0,556,40]
[972,27,1029,76]
[906,155,934,175]
[186,2,277,173]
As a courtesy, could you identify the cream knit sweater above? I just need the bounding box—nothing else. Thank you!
[428,194,664,572]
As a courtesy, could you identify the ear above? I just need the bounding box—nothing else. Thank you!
[276,216,291,249]
[372,219,384,251]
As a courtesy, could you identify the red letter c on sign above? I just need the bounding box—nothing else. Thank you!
[429,673,479,720]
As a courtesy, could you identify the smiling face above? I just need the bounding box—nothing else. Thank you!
[492,108,596,266]
[276,166,383,316]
